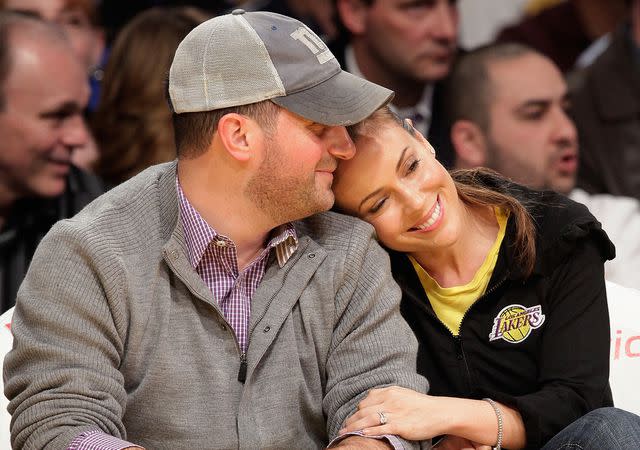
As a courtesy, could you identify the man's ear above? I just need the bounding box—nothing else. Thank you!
[336,0,368,35]
[216,113,254,162]
[451,120,488,169]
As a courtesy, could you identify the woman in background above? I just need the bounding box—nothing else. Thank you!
[332,107,640,449]
[91,6,209,186]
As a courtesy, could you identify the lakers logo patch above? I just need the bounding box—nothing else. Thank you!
[489,304,545,343]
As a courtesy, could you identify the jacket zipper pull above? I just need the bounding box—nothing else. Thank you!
[238,353,247,383]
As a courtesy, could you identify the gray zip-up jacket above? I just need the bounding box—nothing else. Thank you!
[4,162,428,450]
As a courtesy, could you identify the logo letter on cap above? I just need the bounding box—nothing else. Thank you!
[290,27,333,64]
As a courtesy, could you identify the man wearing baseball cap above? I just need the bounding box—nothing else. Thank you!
[5,10,428,450]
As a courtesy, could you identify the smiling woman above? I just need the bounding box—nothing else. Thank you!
[333,107,535,281]
[331,107,640,449]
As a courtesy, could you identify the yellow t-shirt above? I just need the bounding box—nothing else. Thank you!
[409,208,509,335]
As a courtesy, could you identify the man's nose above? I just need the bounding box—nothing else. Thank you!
[553,108,578,148]
[62,115,90,148]
[432,2,458,42]
[326,126,356,160]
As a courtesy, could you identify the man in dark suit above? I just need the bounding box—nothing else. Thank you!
[332,0,459,167]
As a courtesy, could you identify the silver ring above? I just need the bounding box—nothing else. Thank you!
[378,411,387,425]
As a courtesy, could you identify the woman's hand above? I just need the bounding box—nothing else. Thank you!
[339,386,452,441]
[340,386,526,449]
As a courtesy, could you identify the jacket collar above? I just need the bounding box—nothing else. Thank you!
[499,185,615,279]
[590,25,640,121]
[159,160,321,310]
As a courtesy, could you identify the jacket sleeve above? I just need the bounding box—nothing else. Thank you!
[4,221,131,449]
[322,227,430,450]
[492,238,612,449]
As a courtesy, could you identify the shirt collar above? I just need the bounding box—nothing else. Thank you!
[344,44,434,135]
[176,177,298,269]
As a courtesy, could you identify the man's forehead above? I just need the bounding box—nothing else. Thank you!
[4,0,59,18]
[8,74,90,115]
[488,56,567,105]
[3,0,87,20]
[7,39,86,93]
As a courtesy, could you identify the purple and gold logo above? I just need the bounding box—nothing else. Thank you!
[489,304,545,343]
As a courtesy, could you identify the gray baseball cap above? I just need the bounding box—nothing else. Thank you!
[168,9,393,126]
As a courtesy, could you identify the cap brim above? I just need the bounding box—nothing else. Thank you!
[271,70,394,126]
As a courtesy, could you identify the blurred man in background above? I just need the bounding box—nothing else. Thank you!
[0,0,106,169]
[333,0,459,167]
[570,0,640,200]
[0,12,103,311]
[448,43,640,289]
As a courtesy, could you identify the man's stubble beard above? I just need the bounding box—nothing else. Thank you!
[245,144,332,226]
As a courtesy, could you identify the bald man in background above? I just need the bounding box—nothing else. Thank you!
[448,43,640,289]
[0,12,103,311]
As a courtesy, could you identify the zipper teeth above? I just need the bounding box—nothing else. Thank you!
[410,274,509,337]
[456,275,508,394]
[409,273,509,394]
[165,251,242,356]
[168,239,309,379]
[457,274,509,335]
[245,241,308,348]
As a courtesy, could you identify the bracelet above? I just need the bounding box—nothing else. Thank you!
[483,397,503,450]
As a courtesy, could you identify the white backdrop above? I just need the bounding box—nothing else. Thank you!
[458,0,529,49]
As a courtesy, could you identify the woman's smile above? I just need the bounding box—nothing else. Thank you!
[408,194,444,233]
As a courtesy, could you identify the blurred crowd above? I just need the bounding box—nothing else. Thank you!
[1,0,640,311]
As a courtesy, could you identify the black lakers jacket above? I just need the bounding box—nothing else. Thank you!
[388,178,615,449]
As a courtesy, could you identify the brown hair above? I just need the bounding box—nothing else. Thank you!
[171,100,280,159]
[449,168,536,277]
[446,42,534,133]
[91,7,209,184]
[348,107,537,277]
[65,0,100,26]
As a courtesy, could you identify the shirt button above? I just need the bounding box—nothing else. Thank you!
[215,240,227,247]
[263,326,271,333]
[308,253,316,259]
[170,250,179,260]
[220,323,227,331]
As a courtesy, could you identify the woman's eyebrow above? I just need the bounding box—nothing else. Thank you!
[396,147,409,172]
[359,187,384,213]
[358,146,409,213]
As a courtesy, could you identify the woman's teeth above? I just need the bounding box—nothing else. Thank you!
[413,200,441,231]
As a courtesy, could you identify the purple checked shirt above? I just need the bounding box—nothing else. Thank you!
[67,179,298,450]
[68,179,402,450]
[176,179,298,353]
